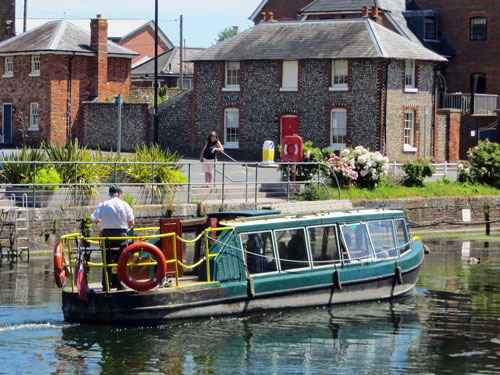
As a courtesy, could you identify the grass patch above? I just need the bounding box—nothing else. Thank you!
[335,180,500,200]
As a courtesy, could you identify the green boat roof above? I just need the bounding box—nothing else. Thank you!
[220,208,406,231]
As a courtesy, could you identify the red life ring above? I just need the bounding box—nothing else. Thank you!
[118,242,167,291]
[54,268,67,288]
[281,136,303,162]
[54,242,64,271]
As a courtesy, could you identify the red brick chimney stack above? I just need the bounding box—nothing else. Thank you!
[90,14,109,99]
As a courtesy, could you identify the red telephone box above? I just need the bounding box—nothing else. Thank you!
[281,135,303,162]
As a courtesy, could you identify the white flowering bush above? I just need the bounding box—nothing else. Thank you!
[341,146,390,188]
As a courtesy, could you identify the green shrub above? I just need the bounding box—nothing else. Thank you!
[278,141,332,181]
[463,140,500,187]
[21,167,61,190]
[402,159,435,187]
[0,145,47,184]
[122,192,135,207]
[295,183,329,201]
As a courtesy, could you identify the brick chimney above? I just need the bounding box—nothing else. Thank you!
[90,14,108,99]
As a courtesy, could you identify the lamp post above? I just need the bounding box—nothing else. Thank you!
[153,0,159,143]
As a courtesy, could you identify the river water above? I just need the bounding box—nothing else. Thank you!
[0,238,499,375]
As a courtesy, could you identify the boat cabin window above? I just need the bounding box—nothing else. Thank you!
[308,225,340,266]
[240,232,277,274]
[367,220,398,258]
[275,228,309,271]
[340,223,374,261]
[395,219,411,254]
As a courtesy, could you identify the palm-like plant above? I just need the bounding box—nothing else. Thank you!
[42,139,115,199]
[120,143,186,200]
[0,146,47,184]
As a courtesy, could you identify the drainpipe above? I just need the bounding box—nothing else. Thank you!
[67,54,74,141]
[383,60,390,154]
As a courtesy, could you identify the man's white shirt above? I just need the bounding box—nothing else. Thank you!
[90,197,134,230]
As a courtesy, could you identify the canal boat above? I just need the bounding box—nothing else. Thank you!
[57,208,425,324]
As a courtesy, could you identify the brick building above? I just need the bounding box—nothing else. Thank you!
[0,0,15,42]
[0,15,137,146]
[163,19,446,162]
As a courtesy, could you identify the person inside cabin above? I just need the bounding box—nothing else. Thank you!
[90,186,134,290]
[200,131,224,188]
[246,233,265,274]
[282,230,307,270]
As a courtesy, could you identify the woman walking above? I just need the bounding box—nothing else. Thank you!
[200,131,224,187]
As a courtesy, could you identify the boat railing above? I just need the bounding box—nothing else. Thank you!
[59,226,232,292]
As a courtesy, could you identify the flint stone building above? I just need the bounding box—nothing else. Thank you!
[160,19,446,161]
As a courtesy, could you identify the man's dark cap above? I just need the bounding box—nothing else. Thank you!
[109,186,122,194]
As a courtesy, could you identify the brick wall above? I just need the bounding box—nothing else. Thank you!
[119,26,169,65]
[81,102,150,151]
[0,0,15,41]
[257,0,312,22]
[414,0,500,95]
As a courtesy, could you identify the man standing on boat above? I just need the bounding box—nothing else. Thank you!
[90,186,134,290]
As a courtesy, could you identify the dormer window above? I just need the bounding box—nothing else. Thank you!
[3,56,13,77]
[223,61,240,91]
[424,17,437,40]
[30,55,40,76]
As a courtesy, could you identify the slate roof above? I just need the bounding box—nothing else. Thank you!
[132,46,204,77]
[301,0,377,13]
[188,19,446,62]
[0,19,137,57]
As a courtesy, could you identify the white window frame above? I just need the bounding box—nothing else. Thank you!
[280,60,298,91]
[404,60,417,93]
[224,108,239,148]
[330,108,347,150]
[30,55,40,76]
[223,61,240,91]
[403,109,417,152]
[3,56,13,77]
[330,60,348,91]
[28,102,39,131]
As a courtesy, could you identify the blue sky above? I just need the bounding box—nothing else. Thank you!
[18,0,258,48]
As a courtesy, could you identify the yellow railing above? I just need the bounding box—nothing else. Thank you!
[60,226,234,292]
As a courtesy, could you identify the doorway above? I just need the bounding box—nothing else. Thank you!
[280,115,298,142]
[1,103,12,144]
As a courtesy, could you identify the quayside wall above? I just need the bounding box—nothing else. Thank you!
[16,196,500,251]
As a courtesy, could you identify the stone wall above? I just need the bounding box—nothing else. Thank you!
[385,61,436,162]
[191,59,383,160]
[157,89,193,155]
[81,101,151,151]
[17,196,500,251]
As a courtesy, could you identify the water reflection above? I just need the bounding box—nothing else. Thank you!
[0,238,499,374]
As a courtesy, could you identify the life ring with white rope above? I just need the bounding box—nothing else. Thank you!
[118,242,167,291]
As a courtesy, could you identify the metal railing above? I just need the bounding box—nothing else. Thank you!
[0,160,340,207]
[440,93,499,115]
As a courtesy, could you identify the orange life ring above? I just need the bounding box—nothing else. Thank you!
[54,268,67,288]
[118,242,167,291]
[54,241,64,271]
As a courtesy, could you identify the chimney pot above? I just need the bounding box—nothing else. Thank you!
[96,14,102,19]
[362,7,369,17]
[232,26,238,34]
[261,11,267,21]
[268,11,275,21]
[371,7,379,17]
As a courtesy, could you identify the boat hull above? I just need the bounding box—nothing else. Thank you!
[62,262,421,324]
